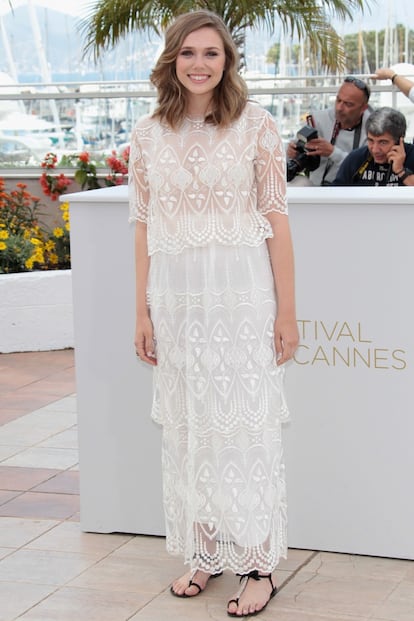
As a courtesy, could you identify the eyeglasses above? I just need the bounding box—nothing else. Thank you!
[344,76,371,100]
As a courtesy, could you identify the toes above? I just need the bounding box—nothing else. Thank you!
[227,600,238,615]
[184,583,200,596]
[171,574,190,596]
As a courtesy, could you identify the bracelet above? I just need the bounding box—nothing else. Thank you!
[391,74,398,84]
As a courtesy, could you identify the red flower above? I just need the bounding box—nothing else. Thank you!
[39,171,71,201]
[121,145,130,164]
[78,152,90,164]
[41,153,58,170]
[106,151,128,175]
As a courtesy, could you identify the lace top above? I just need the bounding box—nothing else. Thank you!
[129,101,287,255]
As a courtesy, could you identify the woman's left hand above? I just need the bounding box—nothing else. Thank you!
[274,317,299,365]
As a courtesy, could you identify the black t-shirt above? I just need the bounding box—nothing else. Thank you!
[333,143,414,185]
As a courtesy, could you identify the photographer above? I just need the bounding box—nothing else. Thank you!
[286,77,371,185]
[333,107,414,186]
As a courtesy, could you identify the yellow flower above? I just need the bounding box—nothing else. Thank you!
[0,230,9,240]
[0,241,7,251]
[30,237,42,246]
[25,257,34,269]
[65,222,70,232]
[53,227,64,238]
[62,211,69,222]
[45,240,56,251]
[49,253,59,264]
[60,201,69,212]
[34,248,44,260]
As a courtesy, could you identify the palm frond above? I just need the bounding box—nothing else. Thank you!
[81,0,372,72]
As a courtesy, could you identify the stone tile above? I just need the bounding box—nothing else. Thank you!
[0,371,74,397]
[0,547,13,560]
[26,521,133,558]
[42,395,77,412]
[0,369,40,392]
[0,548,97,586]
[6,375,76,401]
[0,409,28,425]
[0,466,60,491]
[25,369,76,396]
[0,491,79,519]
[128,586,325,621]
[0,581,56,621]
[32,470,79,494]
[371,579,414,621]
[0,517,59,548]
[278,548,317,572]
[70,553,184,594]
[110,534,170,560]
[0,350,74,376]
[274,569,294,589]
[128,590,228,621]
[36,427,78,449]
[404,563,414,581]
[0,445,24,461]
[0,409,77,446]
[2,446,78,469]
[17,586,149,621]
[305,550,413,581]
[0,390,71,412]
[275,569,396,618]
[0,489,20,505]
[250,608,368,621]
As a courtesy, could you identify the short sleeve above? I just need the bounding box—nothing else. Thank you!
[128,127,149,223]
[255,111,288,215]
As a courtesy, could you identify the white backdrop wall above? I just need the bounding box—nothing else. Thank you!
[67,185,414,559]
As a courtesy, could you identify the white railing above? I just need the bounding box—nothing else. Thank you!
[1,75,413,168]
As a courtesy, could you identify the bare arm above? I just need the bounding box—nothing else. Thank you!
[134,222,157,366]
[265,211,299,365]
[373,68,414,99]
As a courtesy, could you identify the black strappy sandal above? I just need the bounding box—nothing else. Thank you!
[227,570,277,617]
[170,569,222,598]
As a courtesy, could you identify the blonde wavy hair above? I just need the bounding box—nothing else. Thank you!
[150,10,248,128]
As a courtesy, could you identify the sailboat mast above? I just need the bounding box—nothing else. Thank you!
[27,0,62,144]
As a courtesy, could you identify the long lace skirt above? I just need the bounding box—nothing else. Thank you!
[147,242,290,574]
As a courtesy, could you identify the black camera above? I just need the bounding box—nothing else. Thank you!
[286,125,321,182]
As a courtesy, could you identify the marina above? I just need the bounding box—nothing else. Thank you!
[1,1,414,167]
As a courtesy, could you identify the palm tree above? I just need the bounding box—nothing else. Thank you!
[80,0,371,72]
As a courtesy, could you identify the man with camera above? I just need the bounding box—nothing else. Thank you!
[286,77,371,185]
[332,107,414,186]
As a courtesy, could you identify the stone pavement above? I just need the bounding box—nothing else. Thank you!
[0,350,412,620]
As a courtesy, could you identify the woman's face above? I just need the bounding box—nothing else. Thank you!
[175,27,226,103]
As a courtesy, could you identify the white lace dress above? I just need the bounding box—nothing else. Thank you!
[129,102,290,574]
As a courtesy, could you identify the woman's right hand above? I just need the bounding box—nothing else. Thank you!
[135,315,157,366]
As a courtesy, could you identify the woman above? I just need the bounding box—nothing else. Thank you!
[129,10,299,617]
